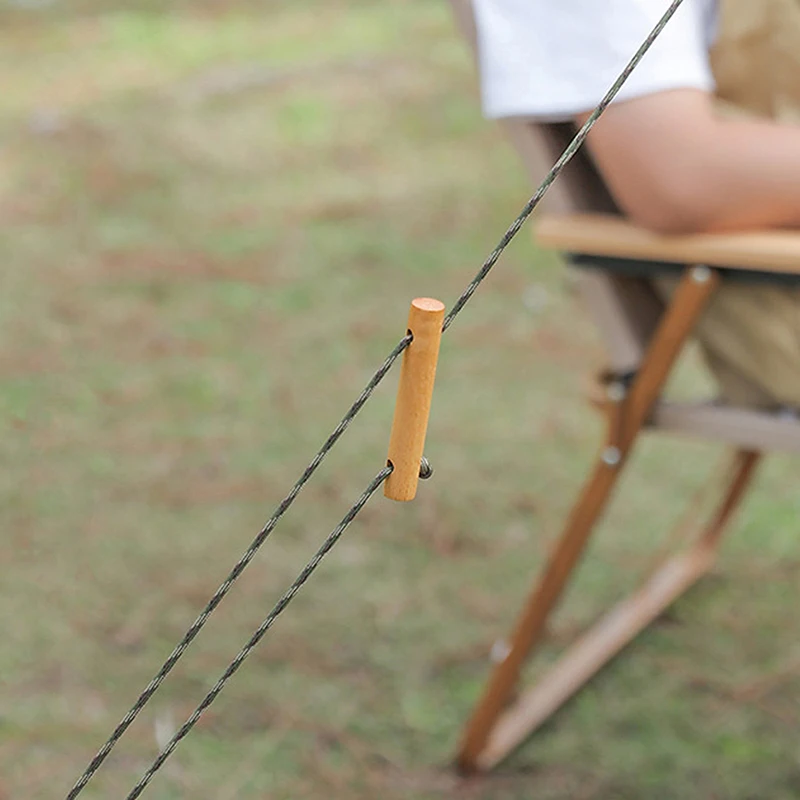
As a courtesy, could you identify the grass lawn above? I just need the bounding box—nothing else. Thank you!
[2,1,799,798]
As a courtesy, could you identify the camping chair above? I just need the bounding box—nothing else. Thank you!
[449,0,800,775]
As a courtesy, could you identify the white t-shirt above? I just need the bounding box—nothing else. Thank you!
[473,0,719,120]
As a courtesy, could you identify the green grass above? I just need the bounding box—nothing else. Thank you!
[2,1,799,798]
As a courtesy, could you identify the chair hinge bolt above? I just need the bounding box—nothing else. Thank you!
[607,382,626,403]
[490,639,511,664]
[602,446,621,467]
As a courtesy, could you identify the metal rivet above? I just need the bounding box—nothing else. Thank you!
[606,382,626,403]
[490,639,511,664]
[419,456,433,480]
[691,265,711,283]
[601,446,621,467]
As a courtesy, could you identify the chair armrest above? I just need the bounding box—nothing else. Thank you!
[535,213,800,275]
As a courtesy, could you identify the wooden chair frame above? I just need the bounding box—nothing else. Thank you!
[449,0,800,776]
[458,254,753,772]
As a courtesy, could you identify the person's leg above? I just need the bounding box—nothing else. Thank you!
[654,278,800,409]
[700,347,776,408]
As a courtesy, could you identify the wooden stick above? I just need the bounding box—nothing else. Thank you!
[620,266,720,449]
[384,298,445,502]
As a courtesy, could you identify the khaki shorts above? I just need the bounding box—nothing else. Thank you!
[655,277,800,409]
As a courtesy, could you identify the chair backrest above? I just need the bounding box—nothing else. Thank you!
[448,0,665,373]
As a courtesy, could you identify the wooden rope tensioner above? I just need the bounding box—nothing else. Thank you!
[384,297,445,502]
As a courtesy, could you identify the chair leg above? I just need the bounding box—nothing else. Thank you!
[698,449,760,551]
[456,451,623,772]
[456,266,718,773]
[461,448,760,773]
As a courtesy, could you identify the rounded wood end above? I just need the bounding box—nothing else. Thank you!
[412,297,445,313]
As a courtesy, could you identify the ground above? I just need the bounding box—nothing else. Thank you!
[2,1,799,798]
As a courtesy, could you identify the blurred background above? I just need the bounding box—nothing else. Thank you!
[2,1,799,798]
